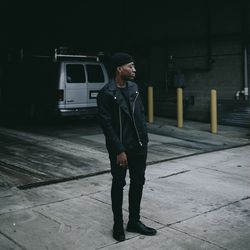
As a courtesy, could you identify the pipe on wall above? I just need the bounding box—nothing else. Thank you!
[243,47,249,101]
[236,46,249,101]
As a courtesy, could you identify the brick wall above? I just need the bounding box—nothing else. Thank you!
[147,1,249,121]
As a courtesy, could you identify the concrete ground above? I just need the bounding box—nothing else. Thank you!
[0,117,249,189]
[0,118,250,250]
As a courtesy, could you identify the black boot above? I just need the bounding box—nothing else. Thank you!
[113,222,125,242]
[127,221,157,236]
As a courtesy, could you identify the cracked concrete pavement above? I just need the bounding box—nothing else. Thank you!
[0,143,250,250]
[0,117,249,249]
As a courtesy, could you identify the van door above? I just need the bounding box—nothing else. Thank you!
[86,63,107,107]
[64,63,87,108]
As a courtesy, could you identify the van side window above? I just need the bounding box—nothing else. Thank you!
[66,64,86,83]
[86,64,105,83]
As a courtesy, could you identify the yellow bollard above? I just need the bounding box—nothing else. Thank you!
[148,86,154,123]
[177,88,183,128]
[210,89,217,133]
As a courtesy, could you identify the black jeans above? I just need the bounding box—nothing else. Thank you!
[109,146,147,224]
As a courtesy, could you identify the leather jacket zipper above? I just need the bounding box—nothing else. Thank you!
[132,91,143,146]
[119,106,122,143]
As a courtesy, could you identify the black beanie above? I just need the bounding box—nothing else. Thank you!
[111,52,134,69]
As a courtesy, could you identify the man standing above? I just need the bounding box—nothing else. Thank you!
[97,53,156,242]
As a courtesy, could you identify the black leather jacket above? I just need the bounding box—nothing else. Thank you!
[97,79,148,156]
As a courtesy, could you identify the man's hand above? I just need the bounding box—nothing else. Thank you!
[116,152,128,168]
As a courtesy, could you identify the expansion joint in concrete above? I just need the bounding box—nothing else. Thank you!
[33,210,72,233]
[168,196,250,227]
[169,227,229,250]
[0,230,27,250]
[158,170,191,179]
[0,192,94,216]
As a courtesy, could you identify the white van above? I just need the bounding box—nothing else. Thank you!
[56,51,108,117]
[2,48,109,120]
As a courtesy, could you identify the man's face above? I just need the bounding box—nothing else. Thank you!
[117,62,136,81]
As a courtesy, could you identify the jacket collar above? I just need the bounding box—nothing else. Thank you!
[107,79,134,91]
[107,79,137,118]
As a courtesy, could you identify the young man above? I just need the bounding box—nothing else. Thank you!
[97,53,156,242]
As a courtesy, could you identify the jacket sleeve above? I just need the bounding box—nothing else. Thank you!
[97,89,125,155]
